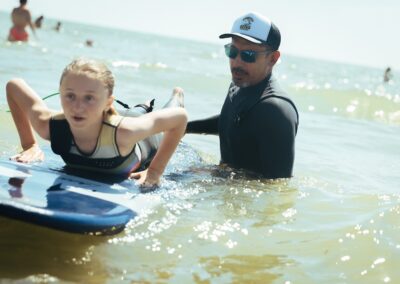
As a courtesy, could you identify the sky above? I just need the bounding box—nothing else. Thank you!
[2,0,399,69]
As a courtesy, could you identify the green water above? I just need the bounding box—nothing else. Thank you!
[0,11,400,284]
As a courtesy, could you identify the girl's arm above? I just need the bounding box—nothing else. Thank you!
[6,78,53,163]
[118,104,188,187]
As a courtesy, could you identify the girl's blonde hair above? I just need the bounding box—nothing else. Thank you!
[60,58,117,115]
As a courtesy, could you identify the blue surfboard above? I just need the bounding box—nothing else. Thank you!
[0,160,159,235]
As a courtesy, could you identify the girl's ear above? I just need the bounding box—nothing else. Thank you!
[107,95,114,108]
[104,95,115,114]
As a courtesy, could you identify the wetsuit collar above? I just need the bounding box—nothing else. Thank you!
[241,73,272,92]
[230,74,273,113]
[233,73,273,101]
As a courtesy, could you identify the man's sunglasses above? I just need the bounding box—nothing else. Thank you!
[224,44,271,63]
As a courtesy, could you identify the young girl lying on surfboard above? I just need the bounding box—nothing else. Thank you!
[5,58,187,190]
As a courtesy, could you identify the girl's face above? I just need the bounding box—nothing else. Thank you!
[59,72,113,130]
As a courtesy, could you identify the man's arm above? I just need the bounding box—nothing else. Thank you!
[26,11,36,36]
[186,115,220,135]
[257,99,298,178]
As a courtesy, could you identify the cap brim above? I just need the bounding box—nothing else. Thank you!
[219,33,263,44]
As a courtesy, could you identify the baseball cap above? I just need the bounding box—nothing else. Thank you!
[219,12,281,50]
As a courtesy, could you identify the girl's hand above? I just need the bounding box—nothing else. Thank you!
[10,144,44,163]
[129,168,161,192]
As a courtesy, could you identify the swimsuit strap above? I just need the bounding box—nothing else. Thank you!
[50,114,72,155]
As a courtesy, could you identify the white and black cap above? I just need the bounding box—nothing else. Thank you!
[219,12,281,50]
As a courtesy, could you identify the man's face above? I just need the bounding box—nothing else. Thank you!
[228,37,278,87]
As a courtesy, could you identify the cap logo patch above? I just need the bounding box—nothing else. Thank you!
[240,17,254,31]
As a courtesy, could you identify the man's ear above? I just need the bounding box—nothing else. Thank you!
[271,50,281,65]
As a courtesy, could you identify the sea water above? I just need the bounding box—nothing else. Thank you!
[0,11,399,283]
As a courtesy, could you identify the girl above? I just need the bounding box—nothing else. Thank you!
[6,58,187,189]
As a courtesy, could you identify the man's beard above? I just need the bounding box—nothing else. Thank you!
[231,67,250,88]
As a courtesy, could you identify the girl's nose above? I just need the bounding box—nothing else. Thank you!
[73,99,84,110]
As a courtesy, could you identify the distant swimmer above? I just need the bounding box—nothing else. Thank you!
[34,15,44,29]
[54,21,62,32]
[85,39,93,47]
[383,67,393,83]
[7,0,36,42]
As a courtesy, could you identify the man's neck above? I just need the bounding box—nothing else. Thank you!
[240,73,272,90]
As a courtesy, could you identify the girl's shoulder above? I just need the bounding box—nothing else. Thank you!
[51,112,66,121]
[104,113,124,127]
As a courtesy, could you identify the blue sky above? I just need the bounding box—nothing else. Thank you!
[2,0,399,69]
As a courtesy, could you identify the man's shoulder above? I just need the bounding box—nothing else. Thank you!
[255,96,293,118]
[12,7,30,18]
[258,94,296,113]
[254,92,299,127]
[261,77,297,109]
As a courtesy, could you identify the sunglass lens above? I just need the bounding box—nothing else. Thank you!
[240,50,256,63]
[225,44,238,59]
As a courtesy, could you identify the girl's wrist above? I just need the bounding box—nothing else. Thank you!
[147,166,163,178]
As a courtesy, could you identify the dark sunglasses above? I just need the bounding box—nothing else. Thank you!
[224,44,271,63]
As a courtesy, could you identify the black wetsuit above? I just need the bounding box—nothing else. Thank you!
[186,75,299,178]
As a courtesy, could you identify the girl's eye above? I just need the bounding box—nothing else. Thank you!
[85,95,94,102]
[65,93,75,100]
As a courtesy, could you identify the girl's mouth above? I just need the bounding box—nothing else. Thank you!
[72,116,84,122]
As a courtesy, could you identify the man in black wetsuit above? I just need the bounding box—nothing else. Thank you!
[186,12,299,178]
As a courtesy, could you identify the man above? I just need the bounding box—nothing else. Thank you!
[8,0,35,42]
[186,12,299,178]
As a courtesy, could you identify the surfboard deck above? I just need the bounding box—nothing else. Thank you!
[0,160,158,236]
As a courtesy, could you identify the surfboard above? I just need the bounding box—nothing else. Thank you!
[0,160,159,236]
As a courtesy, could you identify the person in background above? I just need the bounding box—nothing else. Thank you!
[54,21,62,32]
[8,0,36,42]
[34,15,44,28]
[186,12,299,179]
[85,39,94,47]
[6,58,187,189]
[383,67,393,83]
